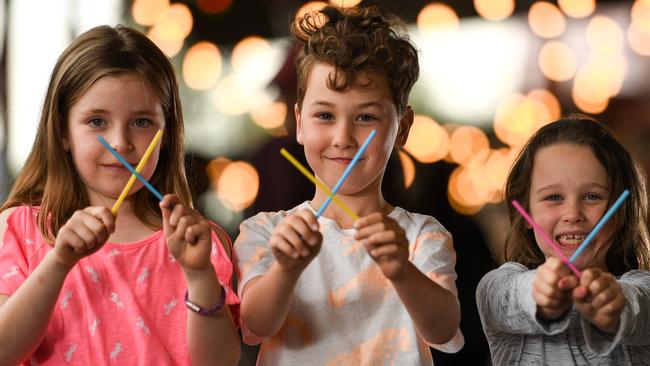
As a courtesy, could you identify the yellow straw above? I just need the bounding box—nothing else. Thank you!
[111,129,164,215]
[280,148,359,221]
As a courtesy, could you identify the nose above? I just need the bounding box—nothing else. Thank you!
[332,120,357,150]
[107,126,134,153]
[562,199,585,224]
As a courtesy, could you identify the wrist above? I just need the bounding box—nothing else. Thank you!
[46,250,76,274]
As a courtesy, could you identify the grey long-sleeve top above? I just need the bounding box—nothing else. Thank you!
[476,262,650,365]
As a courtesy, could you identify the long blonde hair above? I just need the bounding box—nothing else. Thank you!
[2,25,191,242]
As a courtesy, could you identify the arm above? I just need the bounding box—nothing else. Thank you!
[354,213,459,344]
[476,261,573,335]
[160,195,240,366]
[239,209,322,338]
[0,206,114,365]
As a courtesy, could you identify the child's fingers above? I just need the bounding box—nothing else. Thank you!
[533,279,567,304]
[353,212,383,230]
[558,275,579,290]
[185,220,210,245]
[538,263,562,287]
[273,222,309,257]
[355,220,391,241]
[591,286,618,309]
[362,230,403,249]
[368,243,400,258]
[546,257,573,277]
[599,292,625,316]
[270,235,299,259]
[579,268,601,287]
[296,209,319,232]
[288,216,319,247]
[86,206,116,233]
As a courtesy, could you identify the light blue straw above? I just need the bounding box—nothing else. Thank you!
[97,136,164,202]
[569,189,630,263]
[316,129,377,218]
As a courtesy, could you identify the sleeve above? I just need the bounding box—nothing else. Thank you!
[233,212,280,345]
[476,262,572,336]
[209,225,240,327]
[0,210,30,296]
[409,218,464,353]
[582,270,650,354]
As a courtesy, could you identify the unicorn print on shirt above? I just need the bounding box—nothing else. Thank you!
[90,318,100,336]
[25,238,34,245]
[109,342,122,361]
[64,344,77,362]
[1,266,18,281]
[60,290,73,309]
[136,268,150,284]
[136,316,151,335]
[163,297,178,316]
[110,292,124,309]
[86,266,99,283]
[107,249,121,259]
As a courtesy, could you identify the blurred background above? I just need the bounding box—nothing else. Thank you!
[1,0,649,364]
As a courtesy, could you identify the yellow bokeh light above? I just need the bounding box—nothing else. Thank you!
[474,0,515,21]
[147,28,184,57]
[538,40,578,81]
[231,36,272,73]
[329,0,362,8]
[398,150,416,189]
[572,91,609,114]
[494,93,553,147]
[448,167,484,215]
[417,3,459,34]
[212,74,261,115]
[586,52,627,97]
[132,0,169,26]
[528,89,561,121]
[449,126,489,166]
[586,15,624,52]
[183,42,222,90]
[557,0,595,18]
[628,23,650,56]
[217,161,260,211]
[403,115,449,163]
[572,65,613,104]
[207,157,232,193]
[631,0,650,35]
[251,100,288,130]
[161,3,193,39]
[528,1,566,39]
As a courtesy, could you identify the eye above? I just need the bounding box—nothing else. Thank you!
[88,118,106,128]
[584,193,603,201]
[316,112,334,121]
[132,118,152,128]
[544,194,562,201]
[357,114,377,123]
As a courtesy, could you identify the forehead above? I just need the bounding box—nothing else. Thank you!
[302,62,393,103]
[72,73,163,112]
[531,143,608,188]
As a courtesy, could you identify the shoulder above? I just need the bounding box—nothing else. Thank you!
[619,269,650,284]
[478,262,529,292]
[0,206,37,242]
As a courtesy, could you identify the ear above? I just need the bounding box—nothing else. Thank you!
[395,106,414,148]
[62,131,70,152]
[295,103,304,146]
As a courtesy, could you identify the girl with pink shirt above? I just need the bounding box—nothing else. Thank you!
[0,25,240,365]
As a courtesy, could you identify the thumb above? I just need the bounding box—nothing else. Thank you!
[160,194,180,234]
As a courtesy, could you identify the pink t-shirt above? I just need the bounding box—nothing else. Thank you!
[0,206,239,365]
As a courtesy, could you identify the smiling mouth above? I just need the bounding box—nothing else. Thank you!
[556,234,586,247]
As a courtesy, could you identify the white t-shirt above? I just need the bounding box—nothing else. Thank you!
[235,201,464,365]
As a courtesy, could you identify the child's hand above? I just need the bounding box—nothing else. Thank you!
[354,213,409,280]
[572,268,625,334]
[533,257,578,321]
[269,209,322,272]
[54,206,115,268]
[161,194,212,272]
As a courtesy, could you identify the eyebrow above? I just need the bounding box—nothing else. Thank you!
[81,108,159,116]
[535,182,610,194]
[308,100,382,109]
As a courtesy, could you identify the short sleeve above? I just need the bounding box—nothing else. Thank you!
[0,209,31,296]
[234,213,279,297]
[208,226,240,327]
[407,216,464,353]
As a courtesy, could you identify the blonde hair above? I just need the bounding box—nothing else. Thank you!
[504,115,650,274]
[2,25,191,242]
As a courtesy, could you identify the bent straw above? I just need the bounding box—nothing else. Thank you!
[569,189,630,263]
[110,129,163,215]
[316,129,377,218]
[280,148,358,220]
[512,200,582,277]
[97,136,164,202]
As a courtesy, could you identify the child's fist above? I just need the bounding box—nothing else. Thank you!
[354,213,409,280]
[573,268,625,334]
[54,206,115,268]
[533,257,578,321]
[269,209,322,272]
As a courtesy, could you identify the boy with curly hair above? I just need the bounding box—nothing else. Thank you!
[235,5,463,364]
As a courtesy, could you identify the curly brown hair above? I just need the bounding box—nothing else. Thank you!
[504,115,650,275]
[291,5,419,115]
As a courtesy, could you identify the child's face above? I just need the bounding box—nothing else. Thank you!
[295,62,411,196]
[528,143,614,269]
[64,73,165,206]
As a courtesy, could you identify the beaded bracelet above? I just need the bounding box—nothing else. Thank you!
[184,285,226,316]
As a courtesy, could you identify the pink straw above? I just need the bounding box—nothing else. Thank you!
[512,200,582,278]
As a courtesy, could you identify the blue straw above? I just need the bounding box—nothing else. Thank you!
[97,136,164,202]
[315,129,377,218]
[569,189,630,263]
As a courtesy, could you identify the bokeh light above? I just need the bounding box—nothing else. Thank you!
[398,150,416,189]
[631,0,650,35]
[448,126,489,166]
[231,36,273,74]
[251,99,288,131]
[538,40,578,81]
[417,3,459,34]
[329,0,362,8]
[494,92,554,147]
[216,161,260,211]
[557,0,595,18]
[183,42,222,90]
[474,0,515,21]
[586,15,624,53]
[403,115,449,163]
[628,23,650,56]
[197,0,233,15]
[132,0,169,26]
[528,1,566,39]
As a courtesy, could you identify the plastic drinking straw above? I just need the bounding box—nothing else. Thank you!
[315,129,377,218]
[569,189,630,263]
[110,129,163,215]
[512,200,582,277]
[280,148,359,220]
[98,136,164,202]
